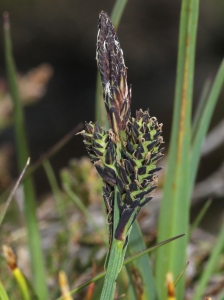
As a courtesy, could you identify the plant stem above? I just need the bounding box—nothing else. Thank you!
[100,185,125,300]
[100,239,124,300]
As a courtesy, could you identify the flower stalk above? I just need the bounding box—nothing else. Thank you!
[79,11,164,300]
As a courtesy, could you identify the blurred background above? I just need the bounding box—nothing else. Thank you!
[0,0,223,208]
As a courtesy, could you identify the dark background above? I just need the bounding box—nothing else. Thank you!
[0,0,223,196]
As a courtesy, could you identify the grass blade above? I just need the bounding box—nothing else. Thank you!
[0,158,30,227]
[190,60,224,190]
[118,268,137,300]
[189,199,212,238]
[0,281,9,300]
[155,0,199,299]
[110,0,129,29]
[193,221,224,300]
[43,160,67,223]
[192,77,212,141]
[3,12,48,299]
[127,222,158,300]
[174,261,189,287]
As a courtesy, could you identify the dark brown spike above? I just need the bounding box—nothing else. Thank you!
[94,161,116,186]
[126,140,134,154]
[93,140,104,149]
[97,11,131,138]
[147,140,157,151]
[148,166,163,174]
[105,141,115,164]
[134,148,143,160]
[124,159,134,175]
[154,131,162,139]
[139,196,153,207]
[138,166,147,175]
[124,190,133,205]
[119,165,129,185]
[114,208,134,241]
[129,182,138,192]
[130,124,139,144]
[93,148,104,156]
[152,154,164,163]
[117,177,125,194]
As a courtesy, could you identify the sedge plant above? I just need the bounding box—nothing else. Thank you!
[1,0,224,299]
[79,11,164,300]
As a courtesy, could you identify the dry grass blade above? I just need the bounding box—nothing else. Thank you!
[58,271,72,300]
[0,158,30,227]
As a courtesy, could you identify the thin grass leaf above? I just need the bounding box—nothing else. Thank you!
[127,222,157,300]
[62,180,107,245]
[118,267,136,300]
[3,12,48,299]
[192,77,213,141]
[189,199,212,239]
[0,281,9,300]
[190,60,224,191]
[155,0,199,299]
[110,0,129,30]
[0,158,30,227]
[43,160,67,223]
[193,220,224,300]
[13,270,31,300]
[95,0,129,127]
[56,234,184,300]
[174,261,189,287]
[3,245,31,300]
[125,234,185,265]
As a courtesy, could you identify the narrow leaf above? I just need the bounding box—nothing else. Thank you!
[0,281,9,300]
[127,222,158,300]
[190,60,224,190]
[189,199,212,239]
[3,12,48,299]
[192,77,212,141]
[193,221,224,300]
[155,1,199,299]
[0,158,30,227]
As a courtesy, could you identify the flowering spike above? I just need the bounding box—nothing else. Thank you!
[96,11,131,140]
[79,12,165,300]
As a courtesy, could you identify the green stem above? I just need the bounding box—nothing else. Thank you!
[101,185,125,299]
[100,239,124,300]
